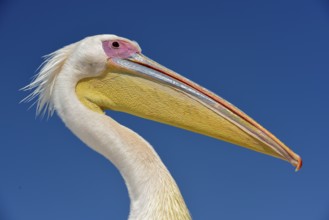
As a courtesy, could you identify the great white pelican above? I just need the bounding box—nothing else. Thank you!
[23,35,302,220]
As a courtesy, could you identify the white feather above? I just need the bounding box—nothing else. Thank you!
[21,42,77,117]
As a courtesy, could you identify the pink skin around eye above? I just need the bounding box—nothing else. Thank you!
[102,40,140,59]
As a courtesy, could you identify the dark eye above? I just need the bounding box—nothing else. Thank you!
[112,41,120,48]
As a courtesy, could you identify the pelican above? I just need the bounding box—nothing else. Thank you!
[23,34,302,220]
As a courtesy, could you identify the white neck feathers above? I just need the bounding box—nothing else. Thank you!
[51,64,191,220]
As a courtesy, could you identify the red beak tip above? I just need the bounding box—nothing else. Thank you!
[294,155,303,172]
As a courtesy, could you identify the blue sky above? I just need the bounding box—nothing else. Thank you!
[1,0,329,219]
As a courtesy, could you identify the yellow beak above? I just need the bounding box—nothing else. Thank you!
[76,53,302,171]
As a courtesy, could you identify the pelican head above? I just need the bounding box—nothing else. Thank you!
[25,34,302,170]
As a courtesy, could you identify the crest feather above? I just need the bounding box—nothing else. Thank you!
[22,43,77,117]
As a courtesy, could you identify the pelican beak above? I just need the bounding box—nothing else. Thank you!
[76,53,302,170]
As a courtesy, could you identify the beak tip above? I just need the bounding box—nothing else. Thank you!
[294,155,303,172]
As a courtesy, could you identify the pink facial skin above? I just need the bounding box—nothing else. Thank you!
[102,40,141,59]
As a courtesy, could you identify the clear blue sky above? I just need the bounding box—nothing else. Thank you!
[1,0,328,219]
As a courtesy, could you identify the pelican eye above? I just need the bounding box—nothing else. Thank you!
[112,41,120,48]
